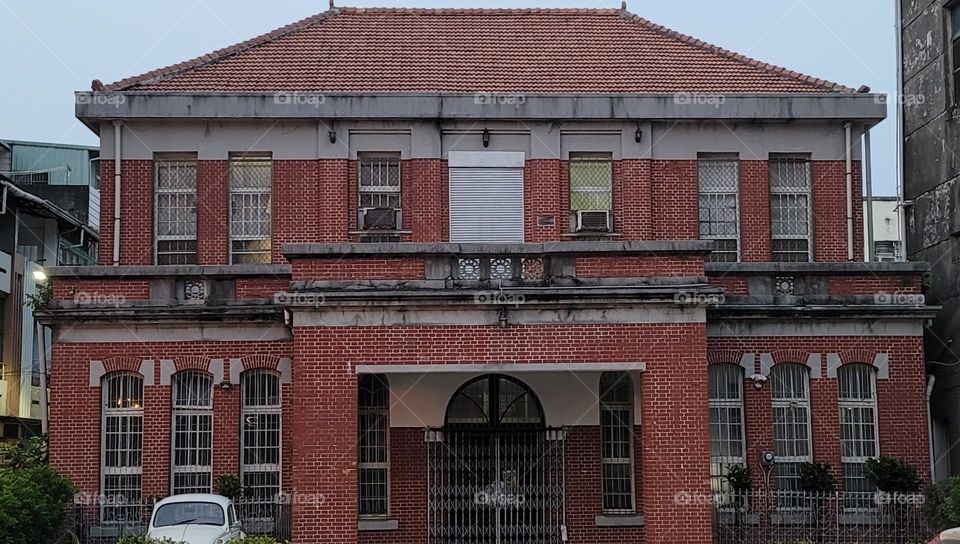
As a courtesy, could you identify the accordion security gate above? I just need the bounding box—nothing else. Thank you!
[426,428,567,544]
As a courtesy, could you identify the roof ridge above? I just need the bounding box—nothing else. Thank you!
[617,10,854,94]
[101,8,342,91]
[337,7,623,14]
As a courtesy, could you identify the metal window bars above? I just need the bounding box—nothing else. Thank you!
[569,153,613,213]
[770,364,812,507]
[241,370,282,502]
[101,373,144,524]
[359,375,390,517]
[599,372,635,514]
[698,159,740,262]
[359,153,401,209]
[229,154,272,264]
[171,371,213,495]
[709,364,746,492]
[838,365,880,509]
[769,157,812,262]
[154,156,198,265]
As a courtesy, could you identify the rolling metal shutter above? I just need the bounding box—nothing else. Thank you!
[448,151,525,243]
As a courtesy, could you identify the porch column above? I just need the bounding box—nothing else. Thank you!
[640,325,712,542]
[291,328,358,544]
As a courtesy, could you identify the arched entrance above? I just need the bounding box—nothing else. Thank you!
[427,375,566,544]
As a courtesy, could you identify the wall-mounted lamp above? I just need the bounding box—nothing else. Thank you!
[482,128,491,148]
[32,269,48,282]
[219,381,233,391]
[498,307,509,328]
[328,130,337,144]
[634,124,643,143]
[748,373,768,390]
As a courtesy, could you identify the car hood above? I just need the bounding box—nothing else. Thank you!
[147,524,227,543]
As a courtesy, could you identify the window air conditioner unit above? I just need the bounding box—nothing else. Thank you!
[360,207,400,230]
[576,210,611,232]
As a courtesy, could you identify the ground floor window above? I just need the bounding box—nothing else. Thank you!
[101,372,143,521]
[599,372,635,514]
[709,364,746,492]
[839,364,879,509]
[171,371,213,494]
[241,369,282,500]
[770,364,812,505]
[359,374,389,517]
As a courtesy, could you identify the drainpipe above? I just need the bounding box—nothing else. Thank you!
[112,120,122,266]
[36,322,48,435]
[864,129,875,262]
[895,0,907,260]
[845,122,855,261]
[927,375,937,482]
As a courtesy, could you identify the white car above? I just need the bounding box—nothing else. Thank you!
[933,528,960,544]
[146,494,245,543]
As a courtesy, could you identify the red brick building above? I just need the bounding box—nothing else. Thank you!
[46,7,932,544]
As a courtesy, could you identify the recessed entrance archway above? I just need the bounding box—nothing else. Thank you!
[427,374,566,544]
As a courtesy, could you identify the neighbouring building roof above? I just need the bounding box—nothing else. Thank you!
[99,8,852,94]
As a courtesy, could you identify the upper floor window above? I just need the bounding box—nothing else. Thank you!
[698,155,740,262]
[769,156,812,263]
[951,5,960,102]
[838,364,879,508]
[708,364,746,492]
[241,369,282,500]
[229,153,272,264]
[154,154,198,265]
[599,371,635,514]
[770,364,812,503]
[171,371,213,495]
[102,372,143,521]
[569,153,613,233]
[358,153,402,231]
[358,374,389,518]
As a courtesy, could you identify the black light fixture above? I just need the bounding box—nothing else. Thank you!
[482,128,491,148]
[219,381,233,391]
[634,123,643,143]
[328,129,337,144]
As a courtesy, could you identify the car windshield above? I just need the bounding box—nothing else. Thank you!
[153,501,225,527]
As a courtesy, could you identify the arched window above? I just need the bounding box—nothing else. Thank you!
[838,364,879,504]
[708,364,746,492]
[770,364,812,495]
[359,375,389,517]
[171,371,213,494]
[600,372,635,514]
[445,374,543,428]
[102,372,143,521]
[241,369,282,500]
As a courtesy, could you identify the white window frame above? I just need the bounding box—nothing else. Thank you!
[698,155,741,262]
[770,364,813,501]
[358,153,402,210]
[101,372,144,522]
[708,364,747,492]
[769,155,813,263]
[599,371,636,514]
[171,371,214,495]
[838,364,880,509]
[240,369,283,500]
[154,154,198,265]
[358,374,390,518]
[228,153,273,264]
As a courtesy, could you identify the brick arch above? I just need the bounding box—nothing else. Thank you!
[102,357,143,373]
[240,354,282,370]
[174,356,212,372]
[707,351,744,365]
[769,350,810,366]
[836,350,876,366]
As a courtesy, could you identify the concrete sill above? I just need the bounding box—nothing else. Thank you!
[348,230,413,235]
[561,232,624,238]
[359,519,399,532]
[594,514,645,527]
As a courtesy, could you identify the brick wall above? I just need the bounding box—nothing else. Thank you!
[651,160,699,240]
[52,279,151,302]
[197,161,229,265]
[575,255,704,278]
[740,160,772,262]
[98,160,153,265]
[291,257,425,281]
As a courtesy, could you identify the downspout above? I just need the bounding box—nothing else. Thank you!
[895,0,907,260]
[864,129,875,262]
[112,120,122,266]
[845,122,855,261]
[927,375,937,482]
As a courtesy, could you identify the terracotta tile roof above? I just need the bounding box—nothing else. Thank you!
[100,8,853,94]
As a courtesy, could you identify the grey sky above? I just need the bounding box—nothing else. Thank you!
[0,0,897,194]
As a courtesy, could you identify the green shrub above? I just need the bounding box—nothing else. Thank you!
[865,456,922,493]
[116,538,184,544]
[798,462,835,494]
[725,465,753,492]
[924,476,960,532]
[236,537,288,544]
[216,473,244,499]
[0,464,75,544]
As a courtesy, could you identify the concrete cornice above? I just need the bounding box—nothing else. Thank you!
[705,261,929,275]
[46,263,291,278]
[75,92,887,126]
[283,240,713,258]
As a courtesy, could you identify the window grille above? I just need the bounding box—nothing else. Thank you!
[709,364,746,492]
[769,157,812,262]
[359,374,389,517]
[569,153,613,213]
[770,364,812,505]
[241,369,282,500]
[838,364,879,509]
[358,154,401,209]
[229,154,272,264]
[102,373,143,522]
[171,371,213,495]
[698,158,740,262]
[599,372,635,514]
[155,155,198,265]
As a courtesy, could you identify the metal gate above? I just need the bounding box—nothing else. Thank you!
[426,427,566,544]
